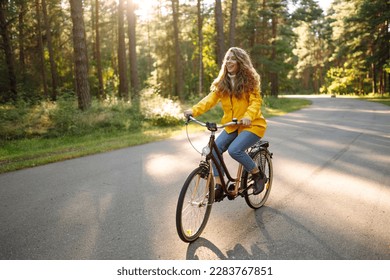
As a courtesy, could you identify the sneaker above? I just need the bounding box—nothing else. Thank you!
[251,171,267,195]
[214,184,224,202]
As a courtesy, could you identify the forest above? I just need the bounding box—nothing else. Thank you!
[0,0,389,110]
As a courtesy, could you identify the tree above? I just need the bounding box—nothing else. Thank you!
[214,0,224,67]
[35,0,49,98]
[1,0,387,106]
[171,0,184,100]
[325,0,387,95]
[118,0,128,100]
[0,0,17,101]
[94,0,104,100]
[228,0,237,47]
[356,0,390,95]
[42,0,59,100]
[127,0,140,98]
[17,0,27,83]
[69,0,91,110]
[267,0,290,97]
[270,2,278,96]
[197,0,204,95]
[292,0,327,94]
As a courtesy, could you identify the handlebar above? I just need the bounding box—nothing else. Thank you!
[186,115,242,131]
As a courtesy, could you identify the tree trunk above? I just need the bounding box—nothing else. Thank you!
[372,62,377,94]
[247,0,257,60]
[215,0,225,67]
[69,0,91,110]
[127,0,140,99]
[42,0,59,101]
[171,0,184,101]
[379,67,384,95]
[197,0,204,95]
[35,0,49,98]
[18,1,26,83]
[270,11,278,97]
[95,0,104,100]
[228,0,237,48]
[0,1,17,102]
[118,0,129,100]
[313,66,319,94]
[258,0,266,78]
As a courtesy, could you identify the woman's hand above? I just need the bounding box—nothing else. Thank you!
[184,109,193,118]
[241,117,251,126]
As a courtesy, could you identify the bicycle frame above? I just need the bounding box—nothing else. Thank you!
[187,116,245,199]
[177,116,273,242]
[205,132,245,198]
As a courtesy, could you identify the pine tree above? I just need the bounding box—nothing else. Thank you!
[69,0,91,110]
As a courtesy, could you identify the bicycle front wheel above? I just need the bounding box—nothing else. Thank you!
[243,149,273,209]
[176,167,214,242]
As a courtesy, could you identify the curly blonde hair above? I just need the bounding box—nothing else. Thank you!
[211,47,260,98]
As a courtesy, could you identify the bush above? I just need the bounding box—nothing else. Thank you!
[0,100,52,140]
[47,96,144,137]
[0,91,184,140]
[140,88,182,126]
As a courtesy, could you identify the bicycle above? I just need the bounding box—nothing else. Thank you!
[176,115,273,242]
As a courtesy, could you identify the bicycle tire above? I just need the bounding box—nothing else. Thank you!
[243,149,273,209]
[176,167,214,242]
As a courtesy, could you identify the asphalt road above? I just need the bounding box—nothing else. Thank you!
[0,96,389,260]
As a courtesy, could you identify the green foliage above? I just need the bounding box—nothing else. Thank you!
[0,100,30,140]
[291,0,329,94]
[0,92,186,140]
[140,88,183,126]
[262,96,311,116]
[325,66,372,95]
[1,0,389,104]
[325,0,389,95]
[236,0,294,96]
[325,67,352,95]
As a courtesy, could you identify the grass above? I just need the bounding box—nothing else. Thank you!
[0,128,178,173]
[263,96,312,116]
[0,96,311,174]
[358,93,390,106]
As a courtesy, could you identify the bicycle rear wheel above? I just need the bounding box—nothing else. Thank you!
[243,149,273,209]
[176,167,214,242]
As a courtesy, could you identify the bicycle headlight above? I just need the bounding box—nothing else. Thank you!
[202,146,211,156]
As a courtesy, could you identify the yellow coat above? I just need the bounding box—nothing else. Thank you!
[192,89,267,137]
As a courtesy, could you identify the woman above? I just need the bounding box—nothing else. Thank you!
[184,47,267,200]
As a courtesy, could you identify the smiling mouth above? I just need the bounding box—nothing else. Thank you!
[227,67,236,73]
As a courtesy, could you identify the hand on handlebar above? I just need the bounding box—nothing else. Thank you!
[184,109,193,119]
[241,117,251,126]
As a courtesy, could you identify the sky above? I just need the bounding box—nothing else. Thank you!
[134,0,334,21]
[317,0,331,12]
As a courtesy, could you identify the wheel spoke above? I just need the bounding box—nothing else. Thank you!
[176,168,213,242]
[244,149,273,209]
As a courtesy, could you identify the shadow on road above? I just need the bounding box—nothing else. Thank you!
[185,205,345,260]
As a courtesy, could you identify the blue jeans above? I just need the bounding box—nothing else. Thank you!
[212,130,260,177]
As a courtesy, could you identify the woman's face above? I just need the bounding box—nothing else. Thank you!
[225,51,238,75]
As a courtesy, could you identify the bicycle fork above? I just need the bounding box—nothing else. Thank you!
[190,161,213,207]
